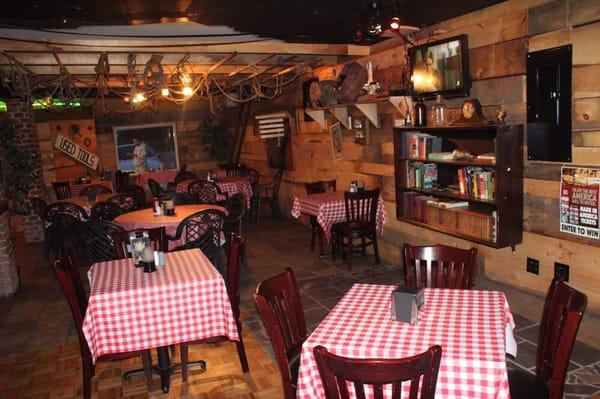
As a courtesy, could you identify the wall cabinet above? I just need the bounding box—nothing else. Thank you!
[393,125,523,248]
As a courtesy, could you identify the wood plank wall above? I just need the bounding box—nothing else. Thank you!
[231,0,600,313]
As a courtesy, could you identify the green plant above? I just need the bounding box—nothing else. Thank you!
[197,116,233,162]
[0,120,37,214]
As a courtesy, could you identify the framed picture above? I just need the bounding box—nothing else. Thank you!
[330,122,343,161]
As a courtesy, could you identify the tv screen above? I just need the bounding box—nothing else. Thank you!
[409,35,470,98]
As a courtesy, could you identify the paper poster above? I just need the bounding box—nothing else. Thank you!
[330,122,343,161]
[560,167,600,239]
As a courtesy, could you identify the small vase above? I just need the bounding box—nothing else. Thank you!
[414,98,427,127]
[431,94,448,126]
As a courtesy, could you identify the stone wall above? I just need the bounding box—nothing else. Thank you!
[0,201,18,297]
[5,100,47,243]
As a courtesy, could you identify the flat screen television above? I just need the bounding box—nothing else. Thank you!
[409,35,471,98]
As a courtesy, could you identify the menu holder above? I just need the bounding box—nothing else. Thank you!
[130,230,151,267]
[390,286,424,324]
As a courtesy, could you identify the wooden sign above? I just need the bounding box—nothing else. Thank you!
[54,134,100,170]
[255,113,288,139]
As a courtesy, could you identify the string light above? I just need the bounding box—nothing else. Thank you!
[182,86,193,96]
[161,87,169,96]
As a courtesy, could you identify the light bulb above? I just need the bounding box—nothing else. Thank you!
[132,92,146,104]
[161,87,169,97]
[182,86,193,97]
[390,17,400,31]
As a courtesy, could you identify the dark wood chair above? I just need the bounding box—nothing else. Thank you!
[167,209,226,273]
[44,202,88,258]
[114,170,131,193]
[52,181,72,200]
[108,193,138,213]
[112,227,168,258]
[168,171,200,190]
[508,278,587,399]
[254,168,284,226]
[121,184,146,208]
[78,219,124,264]
[254,268,308,399]
[188,179,228,205]
[331,188,381,267]
[305,180,336,255]
[180,233,249,380]
[313,345,442,399]
[90,200,123,221]
[147,178,173,200]
[79,184,113,198]
[52,258,154,398]
[402,244,478,289]
[225,193,248,268]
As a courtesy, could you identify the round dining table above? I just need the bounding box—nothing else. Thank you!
[113,204,226,249]
[58,193,113,217]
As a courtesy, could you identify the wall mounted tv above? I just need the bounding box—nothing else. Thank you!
[409,35,471,98]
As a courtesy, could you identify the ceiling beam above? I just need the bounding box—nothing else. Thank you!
[228,54,275,77]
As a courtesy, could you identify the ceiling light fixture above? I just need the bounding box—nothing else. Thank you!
[182,86,193,97]
[161,87,170,97]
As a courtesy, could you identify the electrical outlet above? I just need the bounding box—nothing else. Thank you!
[554,262,570,282]
[526,257,539,275]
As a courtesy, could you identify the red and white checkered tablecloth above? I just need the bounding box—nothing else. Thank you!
[296,285,515,399]
[291,192,387,241]
[176,177,253,209]
[82,249,239,363]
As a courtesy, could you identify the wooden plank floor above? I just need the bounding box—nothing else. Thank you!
[0,326,283,398]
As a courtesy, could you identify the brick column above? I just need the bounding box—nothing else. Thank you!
[5,99,47,243]
[0,201,18,297]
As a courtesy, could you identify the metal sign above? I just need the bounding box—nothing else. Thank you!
[54,134,99,170]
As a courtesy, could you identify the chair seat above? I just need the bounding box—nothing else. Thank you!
[507,368,550,399]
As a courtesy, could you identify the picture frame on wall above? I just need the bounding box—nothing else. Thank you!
[330,122,343,161]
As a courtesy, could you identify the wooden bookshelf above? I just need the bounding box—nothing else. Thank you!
[393,124,523,249]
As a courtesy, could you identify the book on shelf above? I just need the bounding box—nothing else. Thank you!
[475,153,496,162]
[456,167,495,200]
[428,152,454,161]
[406,162,438,189]
[437,200,469,209]
[402,132,442,159]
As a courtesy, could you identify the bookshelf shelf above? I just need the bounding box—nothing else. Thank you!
[393,124,523,249]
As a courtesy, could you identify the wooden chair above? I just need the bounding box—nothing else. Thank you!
[180,233,249,380]
[254,168,284,226]
[402,244,478,289]
[112,227,168,258]
[44,202,88,258]
[90,200,123,221]
[331,188,381,267]
[108,193,138,213]
[52,258,154,398]
[168,209,226,273]
[168,171,199,190]
[188,179,228,205]
[78,219,124,264]
[254,268,308,399]
[114,170,131,193]
[305,180,336,255]
[225,193,248,268]
[313,345,442,399]
[508,278,587,399]
[147,178,173,200]
[121,184,146,208]
[52,181,72,200]
[79,184,113,198]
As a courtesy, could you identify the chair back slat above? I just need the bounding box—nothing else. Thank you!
[254,268,308,399]
[52,181,72,200]
[112,227,168,258]
[403,244,478,289]
[344,188,379,224]
[536,278,587,399]
[313,345,442,399]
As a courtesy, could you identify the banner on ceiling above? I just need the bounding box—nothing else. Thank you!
[560,166,600,239]
[54,134,99,170]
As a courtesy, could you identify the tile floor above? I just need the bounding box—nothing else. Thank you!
[1,215,599,398]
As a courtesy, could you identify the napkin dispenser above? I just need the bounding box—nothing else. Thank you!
[391,286,424,324]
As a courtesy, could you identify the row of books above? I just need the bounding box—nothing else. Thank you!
[457,167,495,200]
[400,132,442,159]
[400,192,496,242]
[406,162,438,189]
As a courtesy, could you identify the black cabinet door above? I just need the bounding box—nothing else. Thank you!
[526,45,572,162]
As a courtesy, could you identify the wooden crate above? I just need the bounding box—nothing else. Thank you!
[426,204,440,225]
[455,209,494,241]
[439,208,458,230]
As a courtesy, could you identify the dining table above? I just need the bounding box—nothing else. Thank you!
[113,204,225,249]
[58,192,113,218]
[69,179,114,197]
[81,248,239,393]
[296,284,517,399]
[291,191,387,242]
[175,177,253,209]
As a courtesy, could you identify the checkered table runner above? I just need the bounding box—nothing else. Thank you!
[296,284,515,399]
[176,178,253,209]
[82,249,239,363]
[291,192,387,241]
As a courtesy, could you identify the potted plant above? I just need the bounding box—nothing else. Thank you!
[197,115,233,162]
